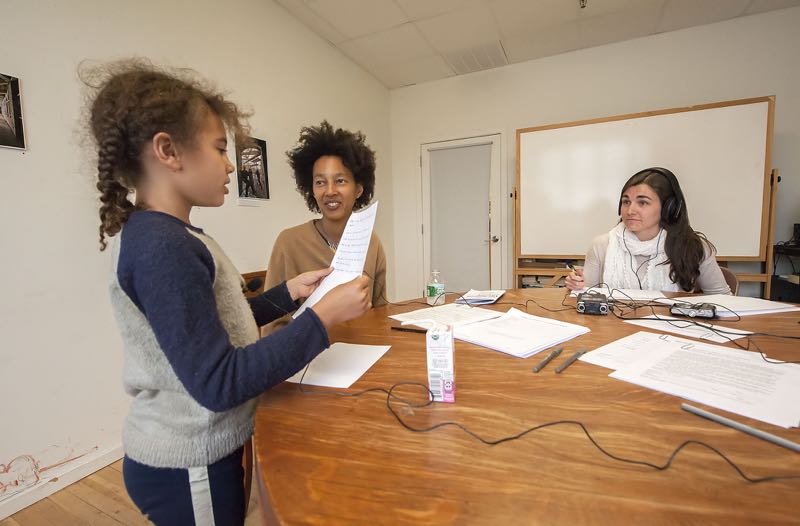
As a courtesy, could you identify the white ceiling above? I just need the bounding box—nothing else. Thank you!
[276,0,800,88]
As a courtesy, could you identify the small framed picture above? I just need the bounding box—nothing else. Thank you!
[0,73,26,150]
[236,136,269,204]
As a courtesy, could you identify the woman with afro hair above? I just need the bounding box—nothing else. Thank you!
[263,121,387,333]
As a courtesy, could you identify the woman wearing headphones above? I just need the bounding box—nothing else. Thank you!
[565,167,731,294]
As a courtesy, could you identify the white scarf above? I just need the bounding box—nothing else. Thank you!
[602,222,679,292]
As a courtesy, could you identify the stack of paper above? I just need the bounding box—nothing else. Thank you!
[389,303,502,328]
[453,308,590,358]
[670,294,800,317]
[389,305,589,359]
[455,289,506,305]
[580,331,660,370]
[581,331,800,428]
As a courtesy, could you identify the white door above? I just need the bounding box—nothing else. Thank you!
[421,135,504,295]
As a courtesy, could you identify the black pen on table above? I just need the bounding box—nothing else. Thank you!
[391,326,427,334]
[555,350,586,374]
[532,347,563,373]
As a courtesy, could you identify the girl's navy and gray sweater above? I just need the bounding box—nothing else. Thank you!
[110,210,329,468]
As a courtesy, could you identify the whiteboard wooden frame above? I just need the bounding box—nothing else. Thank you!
[514,96,775,265]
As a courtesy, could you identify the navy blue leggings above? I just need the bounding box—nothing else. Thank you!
[123,446,245,526]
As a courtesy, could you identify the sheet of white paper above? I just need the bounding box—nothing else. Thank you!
[454,289,506,305]
[330,201,378,273]
[286,342,391,388]
[580,331,675,370]
[608,289,674,303]
[293,270,359,318]
[453,308,590,358]
[610,339,800,428]
[671,294,800,317]
[293,202,378,318]
[389,303,502,328]
[623,315,752,343]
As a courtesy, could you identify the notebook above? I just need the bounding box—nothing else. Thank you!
[453,308,590,358]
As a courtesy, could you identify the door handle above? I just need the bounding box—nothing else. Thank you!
[483,235,500,244]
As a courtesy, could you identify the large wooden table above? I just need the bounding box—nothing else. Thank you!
[254,288,800,525]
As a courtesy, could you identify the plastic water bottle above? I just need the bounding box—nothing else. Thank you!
[426,270,445,306]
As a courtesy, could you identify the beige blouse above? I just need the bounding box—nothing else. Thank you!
[261,220,387,334]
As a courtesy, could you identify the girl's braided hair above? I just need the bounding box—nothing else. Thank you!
[83,59,250,250]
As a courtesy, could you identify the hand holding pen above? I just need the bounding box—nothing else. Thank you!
[565,262,585,291]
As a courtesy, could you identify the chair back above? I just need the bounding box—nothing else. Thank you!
[719,267,739,295]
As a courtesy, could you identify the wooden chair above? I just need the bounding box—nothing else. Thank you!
[239,271,266,513]
[242,270,267,298]
[719,266,739,295]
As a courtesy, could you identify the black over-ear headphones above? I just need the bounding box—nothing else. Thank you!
[618,167,684,225]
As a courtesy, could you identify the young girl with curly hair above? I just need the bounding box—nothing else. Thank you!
[86,60,370,525]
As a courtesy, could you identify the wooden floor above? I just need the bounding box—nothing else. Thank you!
[1,460,262,526]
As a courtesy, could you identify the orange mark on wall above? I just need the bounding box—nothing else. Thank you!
[0,447,96,500]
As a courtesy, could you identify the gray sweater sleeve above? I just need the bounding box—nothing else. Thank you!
[695,242,732,294]
[581,233,608,288]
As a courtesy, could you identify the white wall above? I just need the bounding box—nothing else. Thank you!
[390,7,800,299]
[0,0,390,517]
[3,1,799,517]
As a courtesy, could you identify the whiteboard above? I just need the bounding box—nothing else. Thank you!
[517,99,771,259]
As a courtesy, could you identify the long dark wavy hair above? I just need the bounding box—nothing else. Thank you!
[286,120,376,213]
[619,168,715,291]
[82,59,250,250]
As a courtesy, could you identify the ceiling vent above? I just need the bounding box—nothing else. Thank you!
[443,40,508,75]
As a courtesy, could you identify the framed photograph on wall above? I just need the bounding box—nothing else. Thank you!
[0,73,26,150]
[236,136,269,204]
